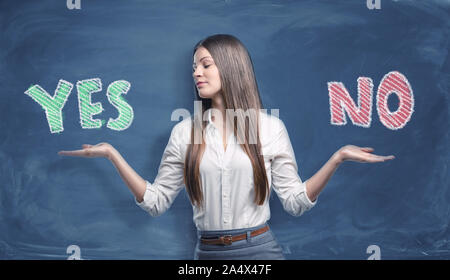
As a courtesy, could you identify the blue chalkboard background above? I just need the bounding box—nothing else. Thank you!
[0,0,449,259]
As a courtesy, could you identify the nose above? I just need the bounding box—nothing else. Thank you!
[193,67,202,79]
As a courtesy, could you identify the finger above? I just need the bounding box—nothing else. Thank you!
[361,147,374,152]
[373,153,395,159]
[369,155,395,162]
[82,144,92,149]
[58,150,86,157]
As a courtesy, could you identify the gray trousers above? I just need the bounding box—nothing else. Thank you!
[194,222,286,260]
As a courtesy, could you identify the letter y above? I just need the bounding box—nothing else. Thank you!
[24,80,73,134]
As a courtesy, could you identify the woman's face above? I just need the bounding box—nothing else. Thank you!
[192,47,222,99]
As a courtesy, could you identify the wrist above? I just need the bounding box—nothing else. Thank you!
[107,146,118,161]
[331,150,344,166]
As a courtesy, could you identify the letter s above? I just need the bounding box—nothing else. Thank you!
[106,80,134,131]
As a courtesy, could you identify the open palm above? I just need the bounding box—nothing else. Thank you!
[339,145,395,163]
[58,142,113,159]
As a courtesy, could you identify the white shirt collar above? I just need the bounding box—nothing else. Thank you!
[206,108,219,133]
[207,108,213,125]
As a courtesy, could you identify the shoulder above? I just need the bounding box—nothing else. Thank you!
[169,115,193,146]
[172,115,192,132]
[259,110,285,135]
[258,110,287,155]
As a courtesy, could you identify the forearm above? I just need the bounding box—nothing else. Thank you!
[108,148,147,203]
[305,151,343,202]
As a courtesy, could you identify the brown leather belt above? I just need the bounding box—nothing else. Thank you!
[200,225,269,245]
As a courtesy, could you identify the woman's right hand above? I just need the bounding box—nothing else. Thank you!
[58,142,115,160]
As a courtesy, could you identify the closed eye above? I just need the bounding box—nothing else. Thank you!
[192,64,212,72]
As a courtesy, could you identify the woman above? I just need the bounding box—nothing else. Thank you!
[58,34,395,260]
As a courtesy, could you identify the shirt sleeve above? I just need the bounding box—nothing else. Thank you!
[135,123,185,217]
[270,118,317,217]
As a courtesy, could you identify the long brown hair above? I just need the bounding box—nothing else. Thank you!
[184,34,269,209]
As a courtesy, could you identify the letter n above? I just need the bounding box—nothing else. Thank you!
[327,77,373,128]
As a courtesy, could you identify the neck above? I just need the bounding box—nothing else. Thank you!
[211,92,226,124]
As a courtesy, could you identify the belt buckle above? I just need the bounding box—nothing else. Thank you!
[219,235,233,245]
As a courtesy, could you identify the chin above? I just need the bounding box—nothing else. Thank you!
[199,91,218,99]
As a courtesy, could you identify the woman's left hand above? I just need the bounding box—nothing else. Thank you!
[335,145,395,164]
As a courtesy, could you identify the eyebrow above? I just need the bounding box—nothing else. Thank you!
[193,56,213,66]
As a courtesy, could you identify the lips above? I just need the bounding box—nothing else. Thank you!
[196,81,207,86]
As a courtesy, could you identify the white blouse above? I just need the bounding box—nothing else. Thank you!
[135,109,317,231]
